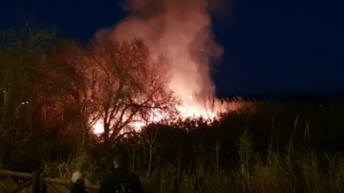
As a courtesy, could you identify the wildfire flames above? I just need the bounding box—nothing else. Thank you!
[91,95,242,135]
[90,0,237,135]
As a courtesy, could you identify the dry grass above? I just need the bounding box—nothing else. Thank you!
[30,128,344,193]
[1,100,344,193]
[42,151,100,182]
[4,131,344,193]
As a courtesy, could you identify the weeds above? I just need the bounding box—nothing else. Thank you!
[4,125,344,193]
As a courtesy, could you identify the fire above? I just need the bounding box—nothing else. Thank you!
[92,120,105,135]
[90,95,240,135]
[90,0,235,135]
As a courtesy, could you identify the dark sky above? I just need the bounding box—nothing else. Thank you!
[1,0,344,96]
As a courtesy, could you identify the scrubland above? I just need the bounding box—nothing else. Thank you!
[2,99,344,193]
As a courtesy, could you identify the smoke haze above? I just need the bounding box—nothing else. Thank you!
[95,0,224,101]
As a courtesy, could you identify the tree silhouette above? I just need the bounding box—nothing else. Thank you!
[86,38,178,142]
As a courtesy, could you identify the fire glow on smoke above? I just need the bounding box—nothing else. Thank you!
[91,0,236,135]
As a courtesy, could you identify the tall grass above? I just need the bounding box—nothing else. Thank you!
[2,100,344,193]
[3,135,344,193]
[26,127,344,193]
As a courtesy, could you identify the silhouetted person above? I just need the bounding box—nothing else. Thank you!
[99,154,144,193]
[70,171,88,193]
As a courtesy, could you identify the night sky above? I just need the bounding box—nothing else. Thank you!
[1,0,344,96]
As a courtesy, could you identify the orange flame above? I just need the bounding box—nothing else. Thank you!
[90,95,241,136]
[91,0,237,135]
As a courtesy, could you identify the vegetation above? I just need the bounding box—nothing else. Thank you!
[2,22,344,193]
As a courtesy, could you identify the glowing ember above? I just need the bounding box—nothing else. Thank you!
[92,120,105,135]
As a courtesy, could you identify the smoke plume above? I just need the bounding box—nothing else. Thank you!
[95,0,223,102]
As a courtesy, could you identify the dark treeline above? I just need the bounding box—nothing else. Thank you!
[221,92,344,105]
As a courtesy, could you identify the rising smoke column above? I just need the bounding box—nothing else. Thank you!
[95,0,223,105]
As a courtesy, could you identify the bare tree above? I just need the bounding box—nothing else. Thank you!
[0,21,57,166]
[0,21,56,137]
[41,41,87,121]
[37,40,103,148]
[86,38,178,142]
